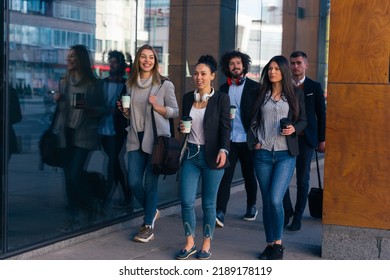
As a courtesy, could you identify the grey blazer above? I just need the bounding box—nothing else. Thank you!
[125,79,179,154]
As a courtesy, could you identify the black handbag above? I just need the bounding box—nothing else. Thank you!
[39,106,64,168]
[150,107,183,178]
[308,150,323,219]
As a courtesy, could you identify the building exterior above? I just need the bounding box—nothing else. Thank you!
[0,0,329,258]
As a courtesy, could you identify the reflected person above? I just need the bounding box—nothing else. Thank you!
[98,50,131,209]
[53,45,105,231]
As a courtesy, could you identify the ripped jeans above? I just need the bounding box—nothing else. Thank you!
[180,143,224,239]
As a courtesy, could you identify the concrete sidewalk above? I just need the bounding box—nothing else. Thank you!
[23,158,324,260]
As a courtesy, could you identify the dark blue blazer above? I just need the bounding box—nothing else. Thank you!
[219,77,260,133]
[181,90,231,169]
[301,77,326,147]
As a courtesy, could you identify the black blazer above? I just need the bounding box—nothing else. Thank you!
[219,77,260,133]
[285,88,307,156]
[247,87,307,157]
[301,77,326,147]
[181,90,231,169]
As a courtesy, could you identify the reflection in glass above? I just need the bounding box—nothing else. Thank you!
[237,0,283,81]
[6,0,173,253]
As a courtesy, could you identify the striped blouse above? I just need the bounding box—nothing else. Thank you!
[257,91,289,151]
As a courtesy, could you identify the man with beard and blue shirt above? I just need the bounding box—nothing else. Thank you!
[216,50,260,227]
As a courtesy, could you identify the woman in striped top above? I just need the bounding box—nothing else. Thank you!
[248,55,307,260]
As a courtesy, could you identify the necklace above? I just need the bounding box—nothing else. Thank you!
[271,90,282,101]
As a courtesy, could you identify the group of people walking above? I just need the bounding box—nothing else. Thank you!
[52,43,325,260]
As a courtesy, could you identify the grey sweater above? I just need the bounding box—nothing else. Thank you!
[125,79,179,154]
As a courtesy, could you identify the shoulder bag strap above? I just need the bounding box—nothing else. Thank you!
[151,106,158,144]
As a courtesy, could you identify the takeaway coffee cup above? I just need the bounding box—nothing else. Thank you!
[230,105,237,119]
[122,95,131,109]
[72,93,85,109]
[280,117,291,134]
[181,116,192,133]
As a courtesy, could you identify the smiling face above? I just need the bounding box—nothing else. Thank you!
[138,49,155,74]
[268,61,283,84]
[108,57,120,75]
[228,57,244,79]
[67,49,79,72]
[193,63,215,94]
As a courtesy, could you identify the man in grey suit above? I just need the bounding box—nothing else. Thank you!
[284,51,326,231]
[216,50,259,227]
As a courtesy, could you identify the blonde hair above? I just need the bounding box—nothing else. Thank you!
[126,44,165,88]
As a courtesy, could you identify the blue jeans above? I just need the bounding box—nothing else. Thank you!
[180,143,224,239]
[127,148,159,226]
[254,149,296,243]
[63,127,93,216]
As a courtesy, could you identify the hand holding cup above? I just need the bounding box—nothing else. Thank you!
[280,117,294,135]
[230,105,237,119]
[180,116,192,134]
[122,95,131,109]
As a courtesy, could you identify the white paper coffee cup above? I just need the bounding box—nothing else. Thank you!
[230,106,237,119]
[122,95,131,109]
[181,116,192,133]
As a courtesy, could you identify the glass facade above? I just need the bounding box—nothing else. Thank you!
[0,0,329,258]
[237,0,283,81]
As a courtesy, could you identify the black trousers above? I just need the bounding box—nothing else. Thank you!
[216,142,258,213]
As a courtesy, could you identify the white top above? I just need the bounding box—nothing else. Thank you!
[188,106,206,145]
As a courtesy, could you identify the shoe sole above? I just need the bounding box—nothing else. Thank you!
[176,248,197,260]
[133,233,155,243]
[215,218,224,228]
[196,252,212,260]
[242,210,258,221]
[287,226,301,231]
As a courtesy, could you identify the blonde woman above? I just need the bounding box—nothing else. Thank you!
[118,45,179,242]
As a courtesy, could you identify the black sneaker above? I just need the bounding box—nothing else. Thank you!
[287,218,301,231]
[243,205,258,221]
[216,210,224,228]
[271,244,284,260]
[258,245,274,260]
[284,210,294,227]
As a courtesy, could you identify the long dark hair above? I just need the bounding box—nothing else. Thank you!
[251,55,299,122]
[65,44,97,85]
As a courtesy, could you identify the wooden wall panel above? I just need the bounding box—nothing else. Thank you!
[328,0,390,84]
[324,84,390,229]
